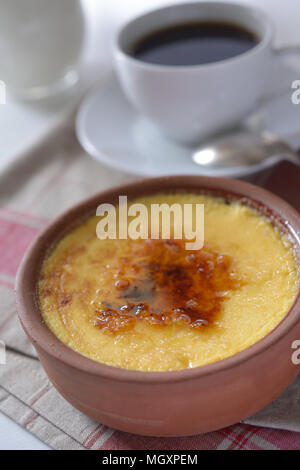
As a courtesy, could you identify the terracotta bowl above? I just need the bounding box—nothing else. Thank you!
[16,176,300,436]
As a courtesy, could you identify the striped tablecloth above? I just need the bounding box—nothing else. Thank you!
[0,118,299,450]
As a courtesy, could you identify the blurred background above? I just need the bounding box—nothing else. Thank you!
[1,0,300,168]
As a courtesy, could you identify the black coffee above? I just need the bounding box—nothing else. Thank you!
[130,22,259,66]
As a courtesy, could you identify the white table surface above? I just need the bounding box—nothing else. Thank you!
[0,0,300,450]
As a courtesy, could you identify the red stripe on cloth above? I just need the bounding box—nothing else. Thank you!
[82,424,101,447]
[219,427,245,450]
[0,207,49,224]
[30,385,52,407]
[238,425,262,450]
[0,218,40,276]
[24,413,38,429]
[219,424,259,450]
[86,426,106,450]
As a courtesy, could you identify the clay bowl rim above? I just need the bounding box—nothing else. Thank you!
[16,175,300,384]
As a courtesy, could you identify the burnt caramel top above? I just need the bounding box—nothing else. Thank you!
[94,239,242,334]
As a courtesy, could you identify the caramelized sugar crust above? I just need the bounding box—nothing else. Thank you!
[94,239,241,333]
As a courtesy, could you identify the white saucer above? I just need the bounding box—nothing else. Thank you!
[76,62,300,178]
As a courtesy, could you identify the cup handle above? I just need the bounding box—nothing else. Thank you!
[250,46,300,149]
[259,45,300,105]
[273,45,300,58]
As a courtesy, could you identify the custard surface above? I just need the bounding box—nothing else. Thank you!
[38,194,298,371]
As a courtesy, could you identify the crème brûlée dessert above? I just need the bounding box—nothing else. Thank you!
[38,193,298,372]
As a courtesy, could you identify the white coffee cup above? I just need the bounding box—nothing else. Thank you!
[113,2,277,144]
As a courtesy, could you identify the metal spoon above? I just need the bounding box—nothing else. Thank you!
[192,129,299,169]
